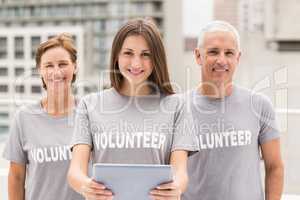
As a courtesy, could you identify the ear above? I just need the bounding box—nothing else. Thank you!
[237,51,241,64]
[73,64,78,74]
[194,48,203,66]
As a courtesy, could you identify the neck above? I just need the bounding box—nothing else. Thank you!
[198,81,233,98]
[120,80,152,96]
[42,88,75,117]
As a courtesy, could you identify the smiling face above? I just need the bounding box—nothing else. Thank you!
[39,47,76,92]
[118,35,153,90]
[195,31,241,87]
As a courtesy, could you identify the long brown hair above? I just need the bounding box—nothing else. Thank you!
[109,18,174,95]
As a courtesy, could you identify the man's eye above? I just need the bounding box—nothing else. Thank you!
[208,51,218,55]
[226,51,234,55]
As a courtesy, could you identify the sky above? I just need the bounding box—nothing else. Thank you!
[183,0,213,36]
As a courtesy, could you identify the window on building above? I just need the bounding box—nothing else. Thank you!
[0,112,9,119]
[31,67,38,77]
[73,5,82,16]
[48,35,55,39]
[0,125,9,134]
[117,2,125,15]
[278,41,300,51]
[0,37,7,59]
[131,2,146,14]
[0,67,8,76]
[95,2,108,16]
[109,2,119,15]
[0,8,4,18]
[94,36,106,50]
[93,20,106,33]
[99,52,108,67]
[15,85,25,93]
[31,85,42,94]
[153,1,163,12]
[0,84,8,92]
[14,36,24,59]
[107,19,120,33]
[47,6,56,17]
[13,7,24,17]
[7,7,14,17]
[83,4,96,17]
[31,36,41,59]
[31,6,43,17]
[106,36,114,50]
[14,67,25,77]
[153,17,163,29]
[72,35,77,45]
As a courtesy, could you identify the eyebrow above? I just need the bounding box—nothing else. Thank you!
[42,60,69,65]
[206,48,236,51]
[42,62,53,65]
[122,48,150,52]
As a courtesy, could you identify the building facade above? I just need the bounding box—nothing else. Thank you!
[0,0,183,83]
[0,0,184,134]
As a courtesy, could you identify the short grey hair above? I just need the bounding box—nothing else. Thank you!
[197,20,241,51]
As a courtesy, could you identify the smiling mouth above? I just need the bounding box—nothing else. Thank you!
[50,78,66,83]
[212,68,229,72]
[128,68,144,76]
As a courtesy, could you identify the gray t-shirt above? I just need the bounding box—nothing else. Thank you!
[182,86,280,200]
[2,102,83,200]
[72,88,198,165]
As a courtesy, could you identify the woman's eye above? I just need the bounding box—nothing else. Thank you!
[142,52,151,57]
[123,51,133,56]
[45,65,53,68]
[59,63,68,67]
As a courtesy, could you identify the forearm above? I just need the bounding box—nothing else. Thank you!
[8,176,25,200]
[174,168,188,193]
[265,165,284,200]
[170,150,189,193]
[68,165,90,194]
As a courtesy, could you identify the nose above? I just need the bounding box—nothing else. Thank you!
[131,55,142,68]
[216,52,227,65]
[48,65,63,79]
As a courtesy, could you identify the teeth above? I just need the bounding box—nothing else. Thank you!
[129,68,144,75]
[213,68,228,72]
[52,79,64,82]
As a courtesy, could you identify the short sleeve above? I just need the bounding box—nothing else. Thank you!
[171,96,199,154]
[71,98,93,149]
[2,111,28,164]
[258,96,280,144]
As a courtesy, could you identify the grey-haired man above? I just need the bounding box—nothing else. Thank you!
[183,21,284,200]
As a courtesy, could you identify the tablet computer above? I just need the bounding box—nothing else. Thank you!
[92,163,173,200]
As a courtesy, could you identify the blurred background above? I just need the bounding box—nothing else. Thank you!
[0,0,299,199]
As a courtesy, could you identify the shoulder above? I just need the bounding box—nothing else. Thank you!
[80,88,114,104]
[234,86,274,114]
[15,101,42,118]
[162,93,185,107]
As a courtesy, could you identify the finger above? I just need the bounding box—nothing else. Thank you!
[155,182,178,190]
[89,179,107,190]
[150,189,180,197]
[83,186,113,196]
